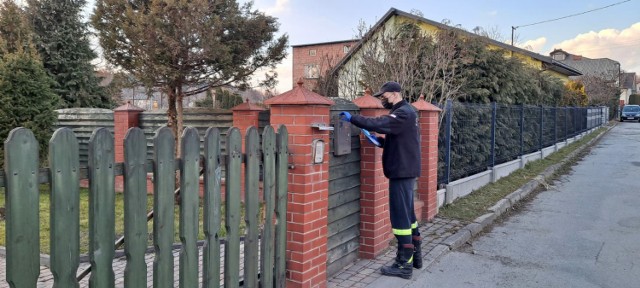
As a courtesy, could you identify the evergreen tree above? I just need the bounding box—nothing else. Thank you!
[0,52,59,164]
[562,80,588,106]
[0,0,59,164]
[458,37,564,106]
[27,0,111,108]
[0,0,35,57]
[92,0,287,152]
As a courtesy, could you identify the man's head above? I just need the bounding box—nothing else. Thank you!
[373,81,403,109]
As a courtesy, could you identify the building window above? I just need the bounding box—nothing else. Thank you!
[343,45,350,53]
[552,53,565,61]
[304,64,319,79]
[309,49,316,56]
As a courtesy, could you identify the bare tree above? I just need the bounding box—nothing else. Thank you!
[314,53,341,97]
[352,21,467,111]
[581,75,621,105]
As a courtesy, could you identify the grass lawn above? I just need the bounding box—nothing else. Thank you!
[438,127,606,222]
[0,187,244,254]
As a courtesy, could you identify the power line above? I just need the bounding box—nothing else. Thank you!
[515,0,632,29]
[511,0,632,45]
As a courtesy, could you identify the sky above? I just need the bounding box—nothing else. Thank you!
[245,0,640,93]
[79,0,640,94]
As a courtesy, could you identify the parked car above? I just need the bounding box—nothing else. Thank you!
[620,105,640,122]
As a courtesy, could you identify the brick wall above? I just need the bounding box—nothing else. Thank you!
[264,81,334,287]
[292,40,359,91]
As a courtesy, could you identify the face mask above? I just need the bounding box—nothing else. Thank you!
[381,97,393,109]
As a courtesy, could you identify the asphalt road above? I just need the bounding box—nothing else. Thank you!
[409,123,640,288]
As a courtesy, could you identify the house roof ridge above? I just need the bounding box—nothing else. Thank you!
[330,7,582,79]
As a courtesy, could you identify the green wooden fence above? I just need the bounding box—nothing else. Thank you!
[2,124,288,288]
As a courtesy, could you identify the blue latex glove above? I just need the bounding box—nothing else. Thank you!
[339,111,352,122]
[362,129,382,147]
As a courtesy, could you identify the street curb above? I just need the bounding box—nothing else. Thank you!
[440,229,471,249]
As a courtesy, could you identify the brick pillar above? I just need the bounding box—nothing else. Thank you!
[412,95,442,221]
[352,89,392,259]
[265,80,334,288]
[113,102,144,163]
[232,100,265,201]
[232,99,265,135]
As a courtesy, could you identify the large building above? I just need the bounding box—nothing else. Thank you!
[331,8,582,98]
[291,39,359,92]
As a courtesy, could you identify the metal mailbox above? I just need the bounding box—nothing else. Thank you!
[333,116,351,156]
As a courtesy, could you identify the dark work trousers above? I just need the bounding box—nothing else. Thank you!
[389,178,420,246]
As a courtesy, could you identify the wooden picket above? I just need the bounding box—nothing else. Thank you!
[260,126,276,288]
[203,127,222,288]
[3,128,40,288]
[275,125,289,287]
[1,124,288,288]
[224,127,242,287]
[179,127,200,288]
[123,127,148,287]
[152,127,175,288]
[88,128,116,288]
[49,128,81,288]
[244,126,260,287]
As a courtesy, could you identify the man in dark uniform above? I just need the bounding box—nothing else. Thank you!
[340,81,422,280]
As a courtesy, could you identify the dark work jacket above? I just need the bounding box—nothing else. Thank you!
[350,100,421,179]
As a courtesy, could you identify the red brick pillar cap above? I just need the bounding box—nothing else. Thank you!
[263,79,334,106]
[353,87,383,109]
[231,99,266,111]
[114,101,145,111]
[412,95,442,112]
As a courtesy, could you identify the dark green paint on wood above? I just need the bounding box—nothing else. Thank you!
[49,128,80,288]
[123,127,148,287]
[4,128,40,288]
[179,127,200,288]
[152,127,175,288]
[225,127,242,287]
[260,126,276,288]
[244,127,260,288]
[203,127,222,288]
[275,125,288,288]
[88,128,116,288]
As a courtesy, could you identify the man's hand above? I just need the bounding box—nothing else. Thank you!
[339,111,352,122]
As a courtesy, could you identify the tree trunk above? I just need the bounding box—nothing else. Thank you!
[166,84,183,203]
[176,85,184,157]
[167,85,178,144]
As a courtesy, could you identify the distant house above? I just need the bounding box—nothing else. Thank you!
[549,49,632,104]
[292,39,359,91]
[331,8,581,98]
[549,49,620,83]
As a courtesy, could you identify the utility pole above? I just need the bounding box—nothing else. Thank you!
[511,26,517,57]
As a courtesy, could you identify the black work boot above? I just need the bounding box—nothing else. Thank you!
[412,236,423,269]
[381,244,414,279]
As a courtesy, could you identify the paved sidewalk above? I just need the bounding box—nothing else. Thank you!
[0,217,465,287]
[327,217,467,288]
[0,242,241,288]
